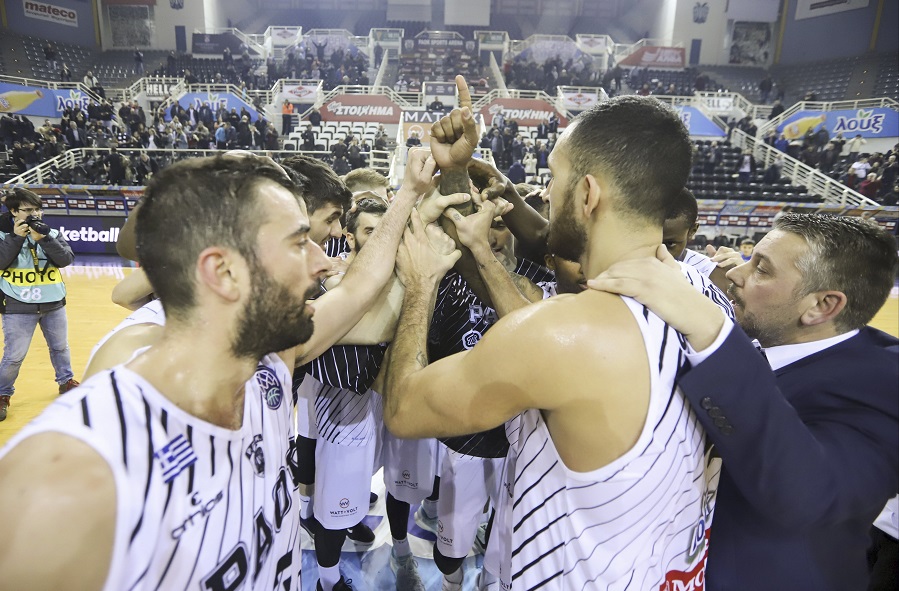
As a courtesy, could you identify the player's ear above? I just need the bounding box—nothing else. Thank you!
[543,253,556,272]
[196,246,243,303]
[582,173,601,218]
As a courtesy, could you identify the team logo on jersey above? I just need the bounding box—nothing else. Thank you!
[256,364,283,409]
[462,329,482,350]
[155,434,197,484]
[468,303,498,325]
[245,434,265,476]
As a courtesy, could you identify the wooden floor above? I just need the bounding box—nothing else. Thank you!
[1,265,897,447]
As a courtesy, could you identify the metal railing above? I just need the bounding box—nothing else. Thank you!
[6,146,396,186]
[730,129,878,207]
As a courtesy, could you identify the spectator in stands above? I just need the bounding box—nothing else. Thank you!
[846,134,867,162]
[507,159,526,184]
[347,139,364,170]
[214,122,230,149]
[134,48,144,74]
[881,182,899,206]
[143,127,161,150]
[850,156,871,189]
[774,133,789,154]
[879,154,898,195]
[523,151,537,178]
[300,126,316,151]
[759,74,773,104]
[309,107,322,127]
[43,43,57,71]
[133,152,158,185]
[428,97,446,112]
[769,100,785,120]
[374,132,387,151]
[637,83,651,96]
[44,135,64,160]
[183,69,198,85]
[694,72,709,92]
[831,132,846,154]
[819,142,840,174]
[59,63,71,83]
[171,124,189,149]
[198,102,214,128]
[704,141,723,174]
[800,144,820,169]
[859,173,882,201]
[735,149,756,183]
[374,42,383,65]
[264,124,279,150]
[281,100,295,135]
[536,141,549,169]
[739,239,755,261]
[65,121,84,148]
[405,131,422,148]
[333,154,351,175]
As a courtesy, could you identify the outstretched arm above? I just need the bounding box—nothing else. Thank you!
[292,150,437,366]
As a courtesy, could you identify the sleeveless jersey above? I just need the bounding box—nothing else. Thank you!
[429,259,554,458]
[87,299,166,366]
[0,354,303,591]
[499,296,721,590]
[681,248,717,277]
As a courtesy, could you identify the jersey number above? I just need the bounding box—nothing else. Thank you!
[19,287,42,301]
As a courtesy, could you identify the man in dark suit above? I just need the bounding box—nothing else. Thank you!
[591,212,899,590]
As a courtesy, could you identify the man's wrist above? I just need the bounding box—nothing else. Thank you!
[683,299,728,352]
[469,243,493,263]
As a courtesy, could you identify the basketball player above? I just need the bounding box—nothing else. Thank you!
[0,150,428,589]
[384,95,728,589]
[344,167,393,203]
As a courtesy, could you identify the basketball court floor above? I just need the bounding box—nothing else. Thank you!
[0,257,896,590]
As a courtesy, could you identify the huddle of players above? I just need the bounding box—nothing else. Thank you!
[0,74,895,591]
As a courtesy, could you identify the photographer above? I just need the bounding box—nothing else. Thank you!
[0,189,78,422]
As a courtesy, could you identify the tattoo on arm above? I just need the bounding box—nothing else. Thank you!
[415,351,427,369]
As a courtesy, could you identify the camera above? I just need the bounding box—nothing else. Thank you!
[24,215,51,235]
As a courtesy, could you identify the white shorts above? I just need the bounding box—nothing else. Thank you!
[313,436,377,529]
[490,446,517,589]
[295,375,320,439]
[436,445,502,559]
[381,429,442,505]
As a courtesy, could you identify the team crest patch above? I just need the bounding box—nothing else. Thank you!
[462,329,482,350]
[256,365,283,409]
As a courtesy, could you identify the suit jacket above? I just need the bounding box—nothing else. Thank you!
[679,326,899,590]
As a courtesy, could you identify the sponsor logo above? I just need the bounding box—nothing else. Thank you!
[660,558,706,591]
[565,93,594,107]
[287,86,315,99]
[245,434,265,476]
[402,470,412,480]
[462,329,481,350]
[24,0,77,27]
[326,101,396,117]
[330,496,358,517]
[58,226,120,243]
[693,1,710,23]
[644,48,684,65]
[339,498,350,509]
[171,491,224,539]
[833,109,886,135]
[437,519,444,534]
[54,90,91,113]
[487,103,556,122]
[256,364,283,409]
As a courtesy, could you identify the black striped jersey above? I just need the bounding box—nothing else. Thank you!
[325,236,350,258]
[429,259,554,459]
[496,264,732,590]
[681,249,717,277]
[0,354,304,591]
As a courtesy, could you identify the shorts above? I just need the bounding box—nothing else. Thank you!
[313,436,377,530]
[381,428,442,505]
[295,375,320,439]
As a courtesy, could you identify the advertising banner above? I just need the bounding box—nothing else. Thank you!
[321,94,401,124]
[795,0,868,20]
[676,106,726,137]
[777,108,899,140]
[476,31,506,47]
[280,84,319,103]
[403,37,476,55]
[0,83,92,118]
[172,92,261,121]
[144,81,174,101]
[192,33,259,56]
[42,215,125,255]
[480,98,568,127]
[619,46,686,68]
[401,111,448,146]
[24,0,77,27]
[561,90,601,112]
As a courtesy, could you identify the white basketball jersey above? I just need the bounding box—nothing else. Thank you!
[498,296,721,590]
[87,299,166,366]
[681,249,717,277]
[0,354,303,591]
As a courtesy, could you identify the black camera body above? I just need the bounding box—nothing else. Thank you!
[24,215,51,236]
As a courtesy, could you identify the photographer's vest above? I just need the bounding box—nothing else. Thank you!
[0,230,67,305]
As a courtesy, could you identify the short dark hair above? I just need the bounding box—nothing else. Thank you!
[740,238,755,246]
[281,154,352,214]
[346,197,388,235]
[564,96,692,224]
[6,188,42,211]
[773,213,898,331]
[664,188,698,226]
[136,155,306,320]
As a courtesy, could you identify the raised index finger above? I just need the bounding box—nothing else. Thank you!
[455,75,472,110]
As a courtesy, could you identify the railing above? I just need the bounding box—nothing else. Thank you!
[372,54,390,90]
[730,129,878,207]
[489,53,508,95]
[156,83,270,116]
[202,27,266,57]
[6,146,396,186]
[472,88,557,111]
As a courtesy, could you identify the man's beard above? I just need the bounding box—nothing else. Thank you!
[547,187,588,264]
[232,266,318,359]
[727,284,791,347]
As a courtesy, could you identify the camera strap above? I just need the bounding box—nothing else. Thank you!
[26,239,50,275]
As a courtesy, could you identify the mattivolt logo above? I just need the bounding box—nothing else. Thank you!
[24,0,77,27]
[833,109,886,135]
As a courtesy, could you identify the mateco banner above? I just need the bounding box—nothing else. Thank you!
[619,46,686,68]
[24,0,77,27]
[676,106,726,137]
[480,98,568,127]
[777,108,899,140]
[0,83,91,118]
[321,94,400,123]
